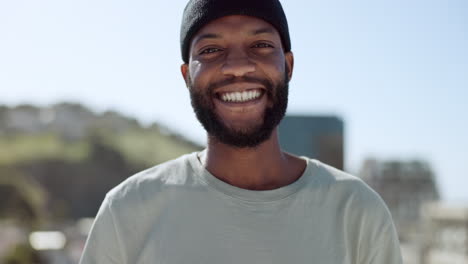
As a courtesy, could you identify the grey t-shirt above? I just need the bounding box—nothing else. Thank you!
[80,151,402,264]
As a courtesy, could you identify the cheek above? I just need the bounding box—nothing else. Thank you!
[188,59,220,92]
[263,63,286,84]
[260,53,286,78]
[275,63,285,76]
[274,53,287,73]
[189,60,203,82]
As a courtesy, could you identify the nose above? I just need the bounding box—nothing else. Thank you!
[221,50,255,77]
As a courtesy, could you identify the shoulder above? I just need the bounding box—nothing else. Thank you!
[306,159,373,194]
[105,152,199,205]
[306,159,401,261]
[305,158,393,221]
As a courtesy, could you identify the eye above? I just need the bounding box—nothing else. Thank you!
[199,47,222,55]
[252,42,274,49]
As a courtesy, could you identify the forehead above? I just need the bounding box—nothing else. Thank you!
[191,15,281,45]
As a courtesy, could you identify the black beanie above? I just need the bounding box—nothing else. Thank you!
[180,0,291,63]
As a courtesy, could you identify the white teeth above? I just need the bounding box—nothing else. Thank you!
[241,92,248,101]
[220,90,262,103]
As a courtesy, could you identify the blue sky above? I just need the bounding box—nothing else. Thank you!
[1,0,467,201]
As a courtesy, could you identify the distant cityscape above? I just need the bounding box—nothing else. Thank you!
[282,115,468,264]
[0,104,466,264]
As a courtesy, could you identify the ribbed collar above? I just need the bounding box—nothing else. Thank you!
[187,150,317,203]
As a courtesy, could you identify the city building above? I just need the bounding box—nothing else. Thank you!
[278,115,344,170]
[359,159,440,242]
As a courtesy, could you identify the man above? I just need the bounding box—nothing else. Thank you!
[80,0,403,263]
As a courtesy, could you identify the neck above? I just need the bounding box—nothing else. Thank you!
[201,129,306,190]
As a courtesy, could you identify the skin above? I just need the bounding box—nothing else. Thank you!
[181,15,306,190]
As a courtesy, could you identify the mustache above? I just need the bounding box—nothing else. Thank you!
[207,76,273,94]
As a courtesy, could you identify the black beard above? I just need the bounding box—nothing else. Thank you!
[188,73,289,148]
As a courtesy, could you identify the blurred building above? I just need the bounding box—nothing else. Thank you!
[1,103,140,140]
[419,203,468,264]
[359,159,440,243]
[278,115,344,170]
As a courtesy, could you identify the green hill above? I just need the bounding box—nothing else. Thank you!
[0,102,203,221]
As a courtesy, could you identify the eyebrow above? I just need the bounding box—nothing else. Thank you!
[193,33,221,45]
[193,27,276,46]
[250,27,276,35]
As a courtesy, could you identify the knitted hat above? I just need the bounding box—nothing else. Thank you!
[180,0,291,63]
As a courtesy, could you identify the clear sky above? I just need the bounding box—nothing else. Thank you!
[1,0,467,202]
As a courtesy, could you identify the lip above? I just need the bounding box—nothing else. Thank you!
[212,82,266,95]
[216,91,264,105]
[213,89,267,113]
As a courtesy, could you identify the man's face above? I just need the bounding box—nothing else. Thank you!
[181,15,294,148]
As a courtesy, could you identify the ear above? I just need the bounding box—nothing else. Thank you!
[285,51,294,81]
[180,63,189,88]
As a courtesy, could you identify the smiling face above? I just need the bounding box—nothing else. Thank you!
[181,15,294,148]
